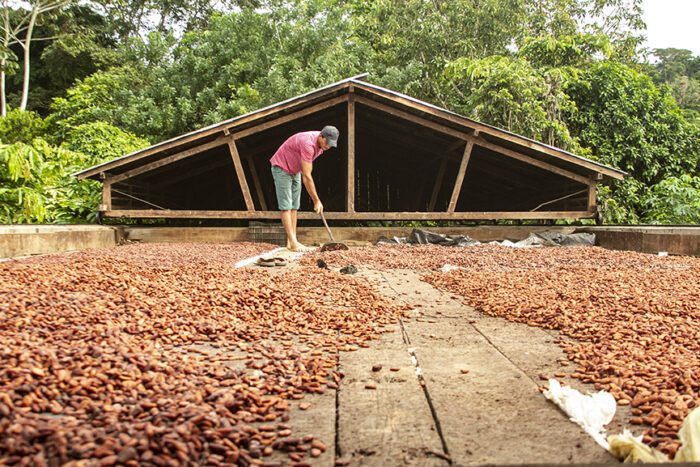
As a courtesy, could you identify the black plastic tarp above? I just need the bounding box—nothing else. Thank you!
[376,229,595,248]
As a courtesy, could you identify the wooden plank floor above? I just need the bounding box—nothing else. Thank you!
[242,262,622,466]
[336,324,447,465]
[332,269,616,466]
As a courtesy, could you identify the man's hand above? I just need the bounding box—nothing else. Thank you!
[314,200,324,213]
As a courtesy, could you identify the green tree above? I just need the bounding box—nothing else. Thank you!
[444,55,578,149]
[49,3,370,141]
[0,111,148,223]
[86,0,251,40]
[565,62,699,223]
[522,0,644,61]
[648,48,700,122]
[0,107,46,143]
[641,175,700,224]
[0,137,55,222]
[652,48,698,83]
[5,4,117,115]
[349,0,524,105]
[566,62,699,186]
[0,0,75,115]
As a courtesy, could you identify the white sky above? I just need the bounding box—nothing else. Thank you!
[642,0,700,55]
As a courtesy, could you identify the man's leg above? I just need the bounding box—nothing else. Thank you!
[288,173,305,250]
[280,210,298,249]
[272,166,302,250]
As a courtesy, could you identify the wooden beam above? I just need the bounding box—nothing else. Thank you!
[448,141,474,213]
[232,96,347,140]
[227,139,255,211]
[347,96,356,213]
[428,157,448,211]
[100,181,111,211]
[104,210,595,220]
[108,137,229,185]
[246,154,268,211]
[354,96,472,142]
[475,137,590,185]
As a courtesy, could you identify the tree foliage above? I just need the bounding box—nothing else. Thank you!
[0,108,47,143]
[445,55,579,150]
[566,62,699,185]
[0,0,698,224]
[648,48,700,125]
[0,112,148,223]
[641,175,700,224]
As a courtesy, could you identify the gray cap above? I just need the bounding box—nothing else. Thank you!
[320,125,339,148]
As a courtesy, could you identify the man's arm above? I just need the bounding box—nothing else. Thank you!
[301,160,323,213]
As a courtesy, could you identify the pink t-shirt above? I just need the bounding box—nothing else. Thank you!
[270,131,324,175]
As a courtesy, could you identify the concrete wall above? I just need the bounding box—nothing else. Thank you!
[121,225,577,245]
[580,226,700,256]
[2,224,698,259]
[0,225,117,259]
[295,226,578,244]
[124,227,249,244]
[124,225,699,256]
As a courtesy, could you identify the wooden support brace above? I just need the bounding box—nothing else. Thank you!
[350,81,625,180]
[246,154,268,211]
[347,96,356,213]
[428,157,448,211]
[227,138,255,211]
[588,180,597,212]
[448,141,474,213]
[77,82,355,180]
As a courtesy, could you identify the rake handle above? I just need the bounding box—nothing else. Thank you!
[320,211,336,242]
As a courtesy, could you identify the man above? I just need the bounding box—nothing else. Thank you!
[270,125,339,251]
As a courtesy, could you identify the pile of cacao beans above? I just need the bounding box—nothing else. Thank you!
[0,243,409,465]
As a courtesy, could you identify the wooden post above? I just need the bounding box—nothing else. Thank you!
[447,141,474,213]
[101,180,111,211]
[246,154,268,211]
[588,180,597,213]
[227,138,255,211]
[429,157,448,211]
[347,96,356,213]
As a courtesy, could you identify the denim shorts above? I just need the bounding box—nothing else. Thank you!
[271,165,301,211]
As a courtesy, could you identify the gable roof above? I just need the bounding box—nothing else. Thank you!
[74,74,626,181]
